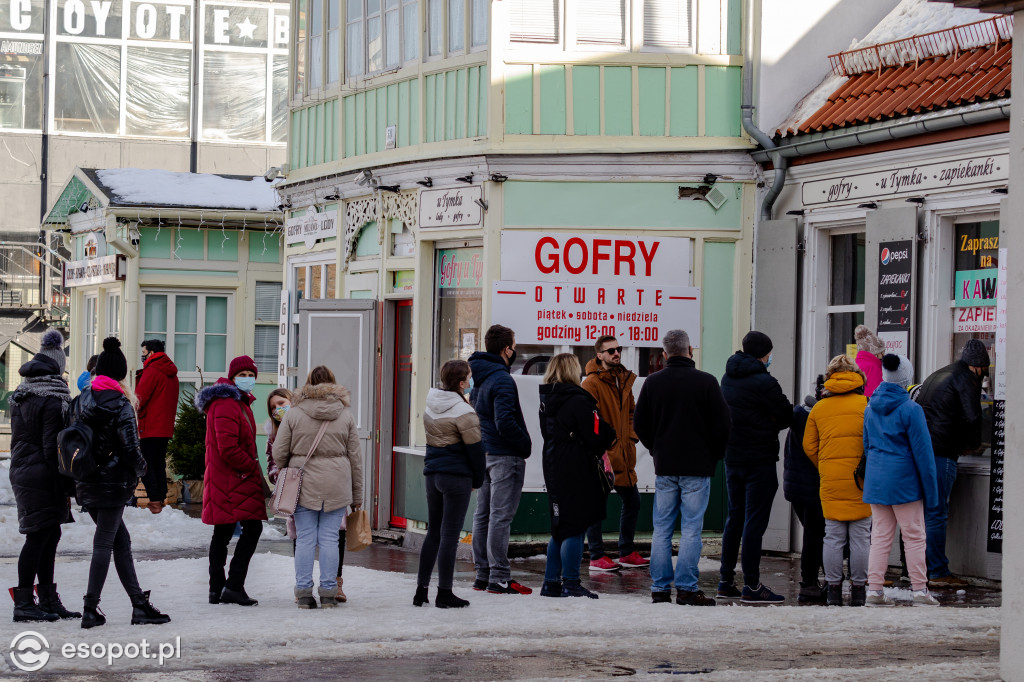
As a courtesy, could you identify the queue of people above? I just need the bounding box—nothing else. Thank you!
[9,321,989,623]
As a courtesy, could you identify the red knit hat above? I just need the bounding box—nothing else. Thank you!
[228,355,258,379]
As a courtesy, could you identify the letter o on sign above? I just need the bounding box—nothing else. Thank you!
[563,237,587,275]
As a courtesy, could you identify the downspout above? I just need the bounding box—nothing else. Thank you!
[741,0,787,222]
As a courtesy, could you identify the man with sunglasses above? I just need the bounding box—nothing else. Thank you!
[583,335,647,571]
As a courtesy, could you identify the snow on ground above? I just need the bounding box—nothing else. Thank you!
[0,553,1000,675]
[0,459,281,557]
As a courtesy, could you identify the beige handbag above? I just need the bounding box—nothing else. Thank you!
[271,420,330,517]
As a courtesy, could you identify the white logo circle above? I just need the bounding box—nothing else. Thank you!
[9,631,50,672]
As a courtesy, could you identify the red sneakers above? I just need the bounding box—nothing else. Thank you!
[486,580,533,595]
[589,556,622,572]
[618,552,650,569]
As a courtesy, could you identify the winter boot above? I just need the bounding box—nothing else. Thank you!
[220,586,258,606]
[318,587,338,608]
[81,595,106,629]
[826,583,843,606]
[296,587,317,609]
[413,585,430,606]
[850,584,867,607]
[37,584,81,619]
[797,581,827,604]
[130,591,171,625]
[11,586,59,623]
[435,589,470,609]
[336,577,347,603]
[561,581,599,599]
[540,581,565,598]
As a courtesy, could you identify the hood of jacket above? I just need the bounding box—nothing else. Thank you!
[426,387,471,415]
[143,352,178,377]
[823,371,864,396]
[76,386,124,420]
[18,355,61,378]
[292,382,351,420]
[867,381,908,416]
[468,351,510,385]
[195,377,253,412]
[539,382,594,415]
[725,351,768,379]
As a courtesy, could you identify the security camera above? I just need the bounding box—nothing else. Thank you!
[264,166,282,182]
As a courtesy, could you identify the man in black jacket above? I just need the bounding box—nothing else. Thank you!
[717,331,793,604]
[634,329,730,606]
[915,339,989,587]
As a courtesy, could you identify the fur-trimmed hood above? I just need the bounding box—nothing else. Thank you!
[293,382,351,421]
[195,377,255,412]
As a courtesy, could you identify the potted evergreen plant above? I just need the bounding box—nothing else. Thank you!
[167,388,206,503]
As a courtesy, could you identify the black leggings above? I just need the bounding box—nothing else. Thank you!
[417,473,473,590]
[210,521,263,593]
[86,507,143,600]
[292,529,346,576]
[18,525,61,588]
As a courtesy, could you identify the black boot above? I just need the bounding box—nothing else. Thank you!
[826,583,844,606]
[130,591,171,625]
[36,584,81,619]
[413,585,429,607]
[435,588,469,609]
[220,586,258,606]
[81,595,106,629]
[850,584,867,607]
[11,586,59,623]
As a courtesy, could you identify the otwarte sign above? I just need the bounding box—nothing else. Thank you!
[492,281,700,348]
[500,231,692,286]
[63,254,126,287]
[285,210,337,248]
[802,153,1009,206]
[419,186,483,228]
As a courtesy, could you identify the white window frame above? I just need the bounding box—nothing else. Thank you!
[254,280,282,374]
[140,289,235,382]
[83,293,99,361]
[346,0,419,80]
[105,290,121,339]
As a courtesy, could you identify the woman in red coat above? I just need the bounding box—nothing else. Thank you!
[194,355,266,607]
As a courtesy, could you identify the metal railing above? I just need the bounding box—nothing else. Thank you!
[0,239,70,327]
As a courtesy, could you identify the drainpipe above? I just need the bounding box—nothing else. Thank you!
[741,0,787,222]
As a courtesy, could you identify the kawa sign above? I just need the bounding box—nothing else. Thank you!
[955,268,998,307]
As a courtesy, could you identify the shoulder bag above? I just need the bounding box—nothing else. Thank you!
[271,420,330,517]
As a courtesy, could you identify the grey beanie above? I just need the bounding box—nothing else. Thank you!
[960,339,990,368]
[37,330,66,374]
[882,353,914,389]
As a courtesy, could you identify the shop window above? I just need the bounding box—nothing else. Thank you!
[424,0,482,57]
[308,0,323,88]
[347,0,417,78]
[577,0,625,46]
[83,294,99,360]
[0,34,45,131]
[391,220,414,257]
[427,0,441,55]
[826,232,865,363]
[125,47,191,137]
[433,246,481,366]
[470,0,487,48]
[202,52,267,141]
[326,0,340,84]
[512,345,551,376]
[105,292,121,338]
[254,281,281,373]
[508,0,559,43]
[448,0,464,52]
[143,291,231,375]
[291,260,334,300]
[643,0,691,49]
[54,43,120,134]
[294,0,306,95]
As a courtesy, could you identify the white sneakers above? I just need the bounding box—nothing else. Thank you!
[865,590,895,607]
[913,589,940,607]
[864,589,940,607]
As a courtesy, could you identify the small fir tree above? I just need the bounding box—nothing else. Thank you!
[167,389,206,480]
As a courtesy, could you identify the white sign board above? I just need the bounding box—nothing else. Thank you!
[802,153,1009,206]
[954,306,998,333]
[877,331,908,358]
[995,247,1008,400]
[418,186,483,228]
[492,281,700,348]
[278,288,289,387]
[63,254,126,287]
[285,209,338,248]
[501,231,692,285]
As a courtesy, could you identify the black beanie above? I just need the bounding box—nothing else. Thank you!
[742,330,773,359]
[95,336,128,381]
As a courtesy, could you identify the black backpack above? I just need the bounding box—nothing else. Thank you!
[57,419,99,481]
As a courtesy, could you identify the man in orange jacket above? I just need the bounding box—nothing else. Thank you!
[583,335,648,571]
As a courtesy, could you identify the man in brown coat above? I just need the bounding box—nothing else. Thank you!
[583,335,648,570]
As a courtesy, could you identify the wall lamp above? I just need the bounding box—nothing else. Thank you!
[786,209,805,216]
[703,173,719,185]
[79,202,90,213]
[416,177,433,187]
[474,198,489,211]
[456,173,474,184]
[992,187,1009,195]
[857,202,878,209]
[323,187,340,201]
[490,173,508,183]
[905,197,925,204]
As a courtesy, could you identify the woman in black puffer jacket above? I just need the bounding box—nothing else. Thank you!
[70,337,169,629]
[9,330,79,622]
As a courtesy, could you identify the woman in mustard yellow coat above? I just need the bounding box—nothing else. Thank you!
[804,355,869,607]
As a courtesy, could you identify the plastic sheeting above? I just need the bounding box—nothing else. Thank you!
[126,46,190,137]
[202,50,266,141]
[55,42,120,133]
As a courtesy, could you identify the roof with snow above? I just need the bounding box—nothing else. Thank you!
[774,0,1007,139]
[44,168,281,224]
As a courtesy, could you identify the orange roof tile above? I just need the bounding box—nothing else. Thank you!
[784,41,1011,137]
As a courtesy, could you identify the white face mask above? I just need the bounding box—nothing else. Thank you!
[234,376,256,393]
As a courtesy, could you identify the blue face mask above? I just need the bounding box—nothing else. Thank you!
[465,376,474,396]
[234,376,257,393]
[764,354,773,369]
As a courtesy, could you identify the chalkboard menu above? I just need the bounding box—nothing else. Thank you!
[876,240,913,332]
[987,400,1005,554]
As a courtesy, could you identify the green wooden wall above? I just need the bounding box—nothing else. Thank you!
[289,99,340,171]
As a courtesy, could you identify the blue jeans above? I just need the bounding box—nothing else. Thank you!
[293,504,347,591]
[720,462,779,588]
[926,456,958,578]
[650,476,711,593]
[544,534,584,583]
[586,485,642,559]
[472,456,526,583]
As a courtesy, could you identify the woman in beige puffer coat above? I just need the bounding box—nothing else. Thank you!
[272,365,363,609]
